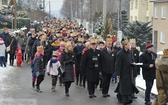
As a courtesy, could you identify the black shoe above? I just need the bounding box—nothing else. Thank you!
[36,89,42,93]
[89,95,93,98]
[59,84,62,86]
[65,93,69,97]
[145,101,152,105]
[106,94,110,97]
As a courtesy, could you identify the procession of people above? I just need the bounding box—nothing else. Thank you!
[0,18,167,105]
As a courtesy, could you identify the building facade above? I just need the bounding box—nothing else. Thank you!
[130,0,154,23]
[151,0,168,52]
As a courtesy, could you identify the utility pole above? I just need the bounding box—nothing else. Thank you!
[103,0,107,26]
[117,0,122,41]
[70,0,73,20]
[76,0,78,18]
[43,0,45,11]
[49,1,51,20]
[89,0,92,33]
[13,0,17,29]
[81,0,83,24]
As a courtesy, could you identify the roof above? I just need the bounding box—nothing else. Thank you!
[150,0,168,2]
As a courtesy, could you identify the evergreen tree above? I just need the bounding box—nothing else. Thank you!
[93,15,105,37]
[123,21,152,51]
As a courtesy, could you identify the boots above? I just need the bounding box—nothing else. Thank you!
[32,82,35,88]
[36,86,42,93]
[65,90,69,97]
[51,86,56,92]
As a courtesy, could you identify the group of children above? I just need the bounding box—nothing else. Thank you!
[31,43,64,93]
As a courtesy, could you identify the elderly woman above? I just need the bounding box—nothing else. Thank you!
[60,42,75,97]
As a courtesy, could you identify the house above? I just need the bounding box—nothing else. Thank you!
[130,0,154,23]
[150,0,168,52]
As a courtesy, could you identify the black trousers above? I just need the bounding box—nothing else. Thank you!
[9,53,15,66]
[36,75,44,89]
[145,79,154,102]
[76,73,83,85]
[51,75,57,86]
[87,81,97,95]
[102,74,112,94]
[64,81,72,93]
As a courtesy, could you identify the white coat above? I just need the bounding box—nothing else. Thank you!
[46,60,60,76]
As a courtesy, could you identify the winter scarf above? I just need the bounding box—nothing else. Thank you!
[76,45,84,53]
[49,58,59,68]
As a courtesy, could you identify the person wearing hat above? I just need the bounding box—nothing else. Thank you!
[0,38,6,67]
[140,42,157,105]
[81,38,101,98]
[74,38,85,86]
[60,42,75,97]
[46,51,61,92]
[152,48,168,105]
[34,46,45,93]
[115,38,139,105]
[129,38,140,99]
[101,38,116,98]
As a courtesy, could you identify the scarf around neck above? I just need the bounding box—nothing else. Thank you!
[49,58,59,68]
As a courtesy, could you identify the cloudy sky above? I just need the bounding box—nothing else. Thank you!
[45,0,63,17]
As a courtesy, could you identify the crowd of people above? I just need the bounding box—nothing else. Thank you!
[0,18,168,105]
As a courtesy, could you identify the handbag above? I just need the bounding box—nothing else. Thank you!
[159,70,168,104]
[6,39,14,52]
[57,63,65,77]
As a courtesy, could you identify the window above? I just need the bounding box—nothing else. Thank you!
[161,7,166,18]
[154,7,158,18]
[160,32,166,43]
[135,16,137,21]
[2,0,7,5]
[131,2,133,10]
[135,0,138,9]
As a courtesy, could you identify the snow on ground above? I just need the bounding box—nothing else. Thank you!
[0,65,13,90]
[136,70,158,95]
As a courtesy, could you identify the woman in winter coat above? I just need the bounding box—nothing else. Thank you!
[8,33,17,66]
[152,49,168,105]
[34,46,45,93]
[46,51,61,92]
[16,31,27,61]
[25,33,36,64]
[60,42,75,97]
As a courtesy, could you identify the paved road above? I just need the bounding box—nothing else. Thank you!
[1,63,148,105]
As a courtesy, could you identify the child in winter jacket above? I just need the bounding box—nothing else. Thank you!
[46,51,61,92]
[0,38,6,67]
[34,46,45,93]
[15,46,23,67]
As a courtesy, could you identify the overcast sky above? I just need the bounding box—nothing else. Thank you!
[45,0,63,17]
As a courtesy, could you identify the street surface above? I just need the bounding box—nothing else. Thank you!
[1,63,150,105]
